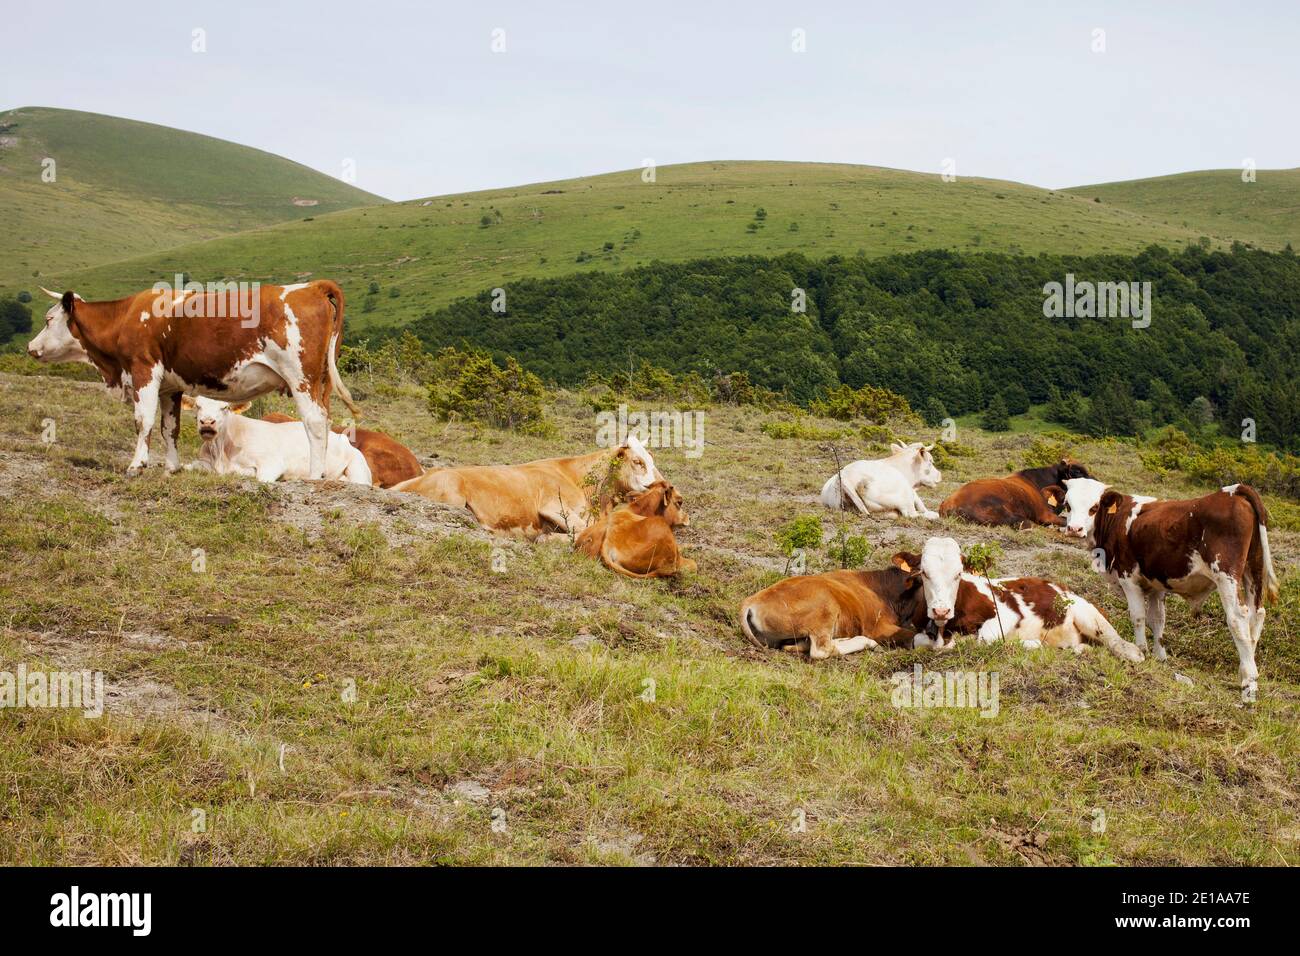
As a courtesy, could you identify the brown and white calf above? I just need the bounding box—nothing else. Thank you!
[916,573,1144,662]
[27,283,359,478]
[939,459,1091,529]
[1062,478,1279,696]
[739,537,964,659]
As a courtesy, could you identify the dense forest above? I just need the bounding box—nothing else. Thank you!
[398,244,1291,451]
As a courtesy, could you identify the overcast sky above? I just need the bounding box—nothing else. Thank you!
[5,0,1297,200]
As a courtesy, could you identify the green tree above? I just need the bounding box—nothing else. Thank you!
[981,394,1011,432]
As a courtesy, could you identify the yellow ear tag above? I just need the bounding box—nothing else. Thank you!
[898,559,911,572]
[1047,495,1057,506]
[1107,502,1118,514]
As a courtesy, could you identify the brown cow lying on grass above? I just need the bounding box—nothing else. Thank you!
[576,482,695,578]
[739,537,964,659]
[939,459,1091,529]
[391,435,660,538]
[261,412,422,488]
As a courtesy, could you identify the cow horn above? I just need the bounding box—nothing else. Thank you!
[40,286,62,300]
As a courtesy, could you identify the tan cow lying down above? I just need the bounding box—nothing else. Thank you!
[391,436,659,538]
[739,537,965,659]
[261,412,422,488]
[576,482,695,578]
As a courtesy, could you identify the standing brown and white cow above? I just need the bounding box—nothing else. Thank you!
[27,282,360,478]
[1061,478,1279,697]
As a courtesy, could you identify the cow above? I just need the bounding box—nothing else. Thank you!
[915,574,1144,661]
[820,442,942,519]
[939,459,1091,529]
[1061,478,1279,697]
[739,537,965,659]
[26,282,360,478]
[184,397,372,484]
[260,412,421,488]
[390,436,660,539]
[575,482,695,578]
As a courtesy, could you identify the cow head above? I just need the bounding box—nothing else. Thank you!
[612,435,658,496]
[185,396,251,441]
[1061,477,1109,538]
[27,289,90,364]
[891,442,942,488]
[892,536,963,629]
[628,481,689,527]
[1040,483,1066,514]
[1054,459,1092,483]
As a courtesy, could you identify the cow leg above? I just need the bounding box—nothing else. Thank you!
[832,636,876,655]
[126,367,163,476]
[1214,573,1258,698]
[1144,591,1168,661]
[1118,578,1149,653]
[160,391,182,474]
[292,394,329,480]
[842,482,871,515]
[1250,607,1266,651]
[912,492,940,521]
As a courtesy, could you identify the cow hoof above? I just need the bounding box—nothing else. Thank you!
[1241,683,1258,704]
[1021,639,1042,650]
[1153,645,1168,662]
[126,465,145,477]
[923,511,940,521]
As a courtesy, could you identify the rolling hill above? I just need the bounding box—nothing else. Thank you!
[0,107,386,283]
[14,159,1262,333]
[1066,168,1300,252]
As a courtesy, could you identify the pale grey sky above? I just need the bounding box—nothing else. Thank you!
[5,0,1297,200]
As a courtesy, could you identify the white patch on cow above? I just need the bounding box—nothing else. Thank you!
[1061,477,1109,538]
[279,283,309,300]
[918,537,963,625]
[139,311,151,323]
[127,363,165,474]
[623,434,657,493]
[26,302,90,364]
[1125,495,1157,534]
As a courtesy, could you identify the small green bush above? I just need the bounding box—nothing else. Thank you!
[427,346,553,435]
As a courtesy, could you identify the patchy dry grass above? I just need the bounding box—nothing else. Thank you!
[1,371,1298,865]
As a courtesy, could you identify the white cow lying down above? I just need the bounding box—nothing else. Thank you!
[820,442,941,519]
[184,397,372,484]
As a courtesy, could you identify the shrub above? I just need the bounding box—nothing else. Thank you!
[922,397,949,427]
[761,417,850,441]
[981,394,1011,432]
[810,383,913,424]
[826,528,873,569]
[427,346,552,434]
[1140,427,1300,500]
[775,515,823,573]
[1022,433,1077,469]
[0,298,33,343]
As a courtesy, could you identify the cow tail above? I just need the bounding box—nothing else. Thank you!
[740,601,780,649]
[1231,484,1279,605]
[320,280,362,420]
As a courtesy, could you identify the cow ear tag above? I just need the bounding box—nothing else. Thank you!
[898,559,911,572]
[1107,502,1118,514]
[1047,494,1057,506]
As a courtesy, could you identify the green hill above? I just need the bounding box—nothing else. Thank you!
[0,107,386,283]
[1065,168,1300,251]
[23,160,1243,332]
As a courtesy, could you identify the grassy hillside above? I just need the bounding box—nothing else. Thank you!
[26,160,1241,332]
[0,107,386,284]
[1,368,1298,864]
[1066,168,1300,252]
